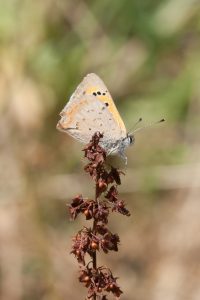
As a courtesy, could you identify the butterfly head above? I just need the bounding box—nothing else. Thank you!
[123,133,135,147]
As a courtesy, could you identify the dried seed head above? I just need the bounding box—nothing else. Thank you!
[70,132,130,299]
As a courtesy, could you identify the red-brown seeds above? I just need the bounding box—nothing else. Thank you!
[70,132,130,299]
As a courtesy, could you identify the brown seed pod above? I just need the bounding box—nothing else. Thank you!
[83,276,90,282]
[109,283,114,289]
[98,179,107,190]
[84,209,91,217]
[91,241,98,250]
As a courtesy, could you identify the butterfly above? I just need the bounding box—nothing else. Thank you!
[56,73,164,164]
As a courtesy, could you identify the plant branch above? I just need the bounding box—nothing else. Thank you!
[69,132,130,299]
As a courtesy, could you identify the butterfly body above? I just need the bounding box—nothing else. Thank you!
[57,73,133,163]
[100,135,134,163]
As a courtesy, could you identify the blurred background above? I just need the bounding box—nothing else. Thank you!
[0,0,200,299]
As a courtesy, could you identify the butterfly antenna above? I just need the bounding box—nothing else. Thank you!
[133,118,165,134]
[128,117,143,134]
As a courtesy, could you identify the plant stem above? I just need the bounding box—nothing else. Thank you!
[92,218,97,270]
[92,244,97,300]
[92,182,99,300]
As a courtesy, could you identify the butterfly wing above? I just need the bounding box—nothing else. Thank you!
[57,73,127,143]
[57,95,126,144]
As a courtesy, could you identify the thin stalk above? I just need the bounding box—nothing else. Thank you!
[92,182,99,300]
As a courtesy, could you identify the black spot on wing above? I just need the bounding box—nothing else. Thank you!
[101,102,109,110]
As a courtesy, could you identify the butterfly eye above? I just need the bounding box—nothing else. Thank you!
[105,103,109,106]
[131,136,135,144]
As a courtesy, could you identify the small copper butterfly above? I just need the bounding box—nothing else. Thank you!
[56,73,164,163]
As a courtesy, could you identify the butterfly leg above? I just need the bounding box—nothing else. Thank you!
[119,150,128,165]
[107,146,128,165]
